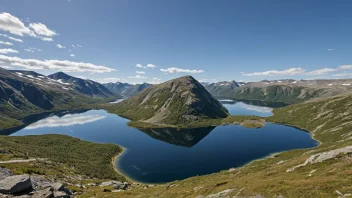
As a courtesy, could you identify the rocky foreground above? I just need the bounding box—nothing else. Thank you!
[0,167,132,198]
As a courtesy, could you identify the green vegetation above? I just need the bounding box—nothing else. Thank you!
[82,94,352,198]
[125,115,264,129]
[0,134,125,181]
[109,76,229,125]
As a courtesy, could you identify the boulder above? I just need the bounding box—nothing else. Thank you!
[32,187,54,198]
[0,168,13,181]
[0,175,32,194]
[30,176,51,190]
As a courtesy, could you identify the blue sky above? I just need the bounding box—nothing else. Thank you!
[0,0,352,84]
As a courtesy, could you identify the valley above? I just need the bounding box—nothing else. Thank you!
[0,69,351,197]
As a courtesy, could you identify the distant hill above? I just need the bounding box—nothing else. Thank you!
[111,76,228,125]
[48,72,119,98]
[202,81,241,97]
[103,82,153,97]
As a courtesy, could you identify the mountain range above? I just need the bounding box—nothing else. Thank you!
[0,68,119,129]
[103,82,152,97]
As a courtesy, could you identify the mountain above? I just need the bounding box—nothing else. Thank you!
[202,81,240,97]
[48,72,118,98]
[103,82,153,97]
[225,79,352,104]
[111,76,229,125]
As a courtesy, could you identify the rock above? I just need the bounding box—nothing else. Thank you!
[48,183,64,192]
[53,190,69,198]
[32,187,54,198]
[287,145,352,172]
[30,176,52,190]
[0,150,11,154]
[0,175,32,194]
[0,168,13,181]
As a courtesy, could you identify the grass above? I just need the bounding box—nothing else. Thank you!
[0,134,125,181]
[81,94,352,198]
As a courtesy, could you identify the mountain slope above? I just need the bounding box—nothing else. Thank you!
[111,76,228,125]
[202,80,240,97]
[103,82,152,97]
[204,79,352,104]
[48,72,118,98]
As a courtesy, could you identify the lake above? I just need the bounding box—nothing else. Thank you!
[3,101,318,184]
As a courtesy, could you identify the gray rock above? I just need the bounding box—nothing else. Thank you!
[32,187,54,198]
[0,175,32,194]
[31,176,51,190]
[0,168,13,181]
[43,183,63,192]
[53,190,69,198]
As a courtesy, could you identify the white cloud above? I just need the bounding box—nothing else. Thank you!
[72,44,76,48]
[327,49,335,51]
[332,73,352,77]
[77,44,82,48]
[0,12,33,36]
[160,67,205,74]
[153,77,161,80]
[0,41,13,46]
[24,47,41,53]
[40,37,53,42]
[29,22,56,37]
[0,48,19,54]
[242,67,305,76]
[147,64,156,68]
[305,68,336,76]
[136,64,146,68]
[94,77,122,83]
[136,63,157,69]
[24,48,35,52]
[0,55,115,73]
[338,65,352,70]
[136,71,145,74]
[70,54,75,57]
[0,13,56,42]
[128,75,147,79]
[8,36,23,42]
[57,44,65,49]
[0,33,23,42]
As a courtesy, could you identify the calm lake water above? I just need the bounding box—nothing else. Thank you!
[4,101,318,183]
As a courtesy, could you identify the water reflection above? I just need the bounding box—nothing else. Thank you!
[25,114,106,130]
[137,127,215,147]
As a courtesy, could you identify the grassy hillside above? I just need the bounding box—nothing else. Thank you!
[85,93,352,198]
[0,134,125,181]
[110,76,229,125]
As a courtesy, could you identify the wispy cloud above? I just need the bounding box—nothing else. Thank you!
[327,48,335,51]
[94,77,122,83]
[0,33,23,43]
[0,41,13,46]
[242,67,305,77]
[136,63,157,69]
[57,44,66,49]
[136,71,145,74]
[305,68,337,76]
[70,54,75,57]
[160,67,205,74]
[0,55,115,73]
[0,48,19,54]
[128,75,147,79]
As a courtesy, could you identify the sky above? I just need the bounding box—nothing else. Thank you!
[0,0,352,84]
